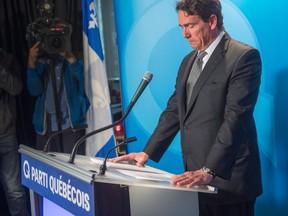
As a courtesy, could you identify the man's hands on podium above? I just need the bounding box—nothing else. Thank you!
[110,152,213,187]
[170,169,213,188]
[109,152,149,167]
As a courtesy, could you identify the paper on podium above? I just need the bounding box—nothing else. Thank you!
[116,169,174,182]
[90,157,174,182]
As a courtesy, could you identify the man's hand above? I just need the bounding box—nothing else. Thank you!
[59,51,77,64]
[109,152,149,167]
[170,168,213,188]
[28,42,40,68]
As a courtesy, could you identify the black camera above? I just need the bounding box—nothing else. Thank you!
[26,0,72,56]
[44,25,72,54]
[26,17,72,56]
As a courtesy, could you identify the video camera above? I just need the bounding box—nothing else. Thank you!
[26,0,72,56]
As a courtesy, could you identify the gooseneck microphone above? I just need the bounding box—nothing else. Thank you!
[43,124,87,153]
[127,71,153,112]
[68,72,153,164]
[98,136,137,176]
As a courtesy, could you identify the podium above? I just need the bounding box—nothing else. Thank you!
[19,144,217,216]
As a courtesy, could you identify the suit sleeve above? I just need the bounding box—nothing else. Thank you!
[204,48,262,179]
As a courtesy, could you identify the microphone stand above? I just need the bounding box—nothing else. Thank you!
[68,103,134,164]
[43,124,87,153]
[68,71,153,164]
[98,137,137,176]
[47,57,64,152]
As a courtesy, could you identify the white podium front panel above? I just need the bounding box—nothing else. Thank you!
[129,186,199,216]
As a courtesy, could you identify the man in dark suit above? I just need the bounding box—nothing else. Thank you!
[111,0,262,215]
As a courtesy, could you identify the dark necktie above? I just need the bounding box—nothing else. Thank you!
[186,51,207,106]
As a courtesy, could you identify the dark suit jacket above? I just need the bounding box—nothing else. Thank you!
[144,33,263,204]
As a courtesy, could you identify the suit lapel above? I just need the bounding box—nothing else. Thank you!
[184,34,230,120]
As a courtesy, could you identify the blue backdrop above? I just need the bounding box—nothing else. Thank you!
[113,0,288,215]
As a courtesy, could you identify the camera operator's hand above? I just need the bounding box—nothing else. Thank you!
[59,51,77,65]
[28,42,40,68]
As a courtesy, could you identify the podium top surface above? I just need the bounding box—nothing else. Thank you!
[19,144,217,194]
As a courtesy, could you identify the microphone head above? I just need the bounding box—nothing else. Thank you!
[143,71,153,82]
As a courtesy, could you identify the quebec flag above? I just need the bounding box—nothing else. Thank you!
[82,0,116,157]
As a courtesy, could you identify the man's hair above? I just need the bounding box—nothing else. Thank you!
[176,0,224,30]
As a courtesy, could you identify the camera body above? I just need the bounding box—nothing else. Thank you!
[26,17,72,56]
[26,0,72,56]
[44,25,71,54]
[26,0,72,55]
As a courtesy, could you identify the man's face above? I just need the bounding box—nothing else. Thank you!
[178,10,217,51]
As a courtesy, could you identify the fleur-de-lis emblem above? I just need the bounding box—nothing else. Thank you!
[88,2,98,29]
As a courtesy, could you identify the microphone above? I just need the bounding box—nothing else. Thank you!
[98,136,137,176]
[120,71,153,119]
[68,71,153,163]
[130,72,153,105]
[43,124,87,153]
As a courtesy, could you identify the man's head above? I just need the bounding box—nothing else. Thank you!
[176,0,223,51]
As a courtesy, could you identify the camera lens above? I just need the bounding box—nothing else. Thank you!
[45,35,70,54]
[50,36,63,49]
